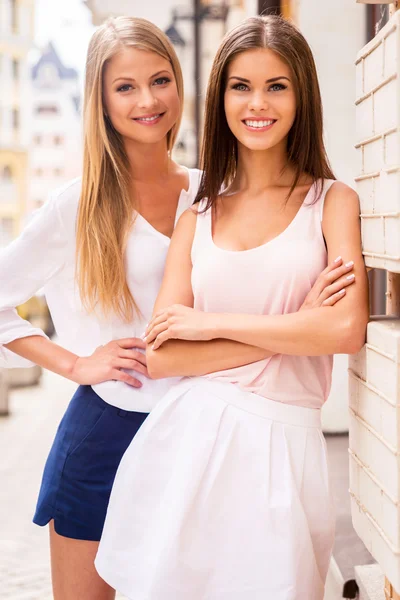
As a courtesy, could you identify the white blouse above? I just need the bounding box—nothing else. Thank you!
[0,168,202,412]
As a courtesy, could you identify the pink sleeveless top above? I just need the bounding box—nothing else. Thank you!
[191,179,336,410]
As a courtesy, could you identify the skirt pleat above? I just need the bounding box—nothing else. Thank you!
[96,378,335,600]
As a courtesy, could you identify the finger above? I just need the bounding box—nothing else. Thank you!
[315,260,353,292]
[111,369,142,387]
[319,273,356,303]
[146,322,169,345]
[115,337,146,350]
[145,313,168,338]
[320,256,343,277]
[152,331,172,350]
[119,349,147,366]
[322,288,346,306]
[325,261,354,284]
[114,358,149,376]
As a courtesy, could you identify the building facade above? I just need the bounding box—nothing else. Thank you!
[28,42,81,214]
[0,0,35,247]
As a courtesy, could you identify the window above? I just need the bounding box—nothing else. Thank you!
[10,0,18,34]
[12,108,19,129]
[367,4,389,41]
[1,165,12,180]
[54,135,63,146]
[12,58,19,80]
[36,105,59,115]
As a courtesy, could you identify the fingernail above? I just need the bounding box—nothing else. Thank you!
[339,289,346,294]
[345,261,354,268]
[140,333,146,341]
[346,274,355,280]
[334,256,342,263]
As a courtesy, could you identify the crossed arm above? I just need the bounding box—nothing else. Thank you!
[146,182,369,379]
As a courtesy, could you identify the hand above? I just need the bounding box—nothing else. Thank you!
[300,256,355,310]
[146,257,356,351]
[70,337,148,387]
[145,306,214,350]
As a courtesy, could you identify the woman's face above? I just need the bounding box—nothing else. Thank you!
[103,47,181,146]
[224,48,296,153]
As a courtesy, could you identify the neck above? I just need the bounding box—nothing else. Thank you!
[233,140,295,194]
[124,137,171,182]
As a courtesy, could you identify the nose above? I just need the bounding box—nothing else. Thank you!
[248,91,268,112]
[137,86,158,110]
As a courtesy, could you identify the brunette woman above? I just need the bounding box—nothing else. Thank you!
[96,15,368,600]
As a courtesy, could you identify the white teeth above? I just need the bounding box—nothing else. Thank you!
[244,119,274,128]
[136,114,161,122]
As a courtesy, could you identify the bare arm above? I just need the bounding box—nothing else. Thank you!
[146,209,269,378]
[146,196,359,378]
[0,194,146,387]
[162,183,365,357]
[206,183,368,355]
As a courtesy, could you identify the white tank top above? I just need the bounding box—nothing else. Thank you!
[191,179,335,409]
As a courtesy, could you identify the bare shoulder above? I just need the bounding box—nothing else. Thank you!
[324,181,360,217]
[171,206,199,247]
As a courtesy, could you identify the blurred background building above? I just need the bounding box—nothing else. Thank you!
[0,0,35,247]
[28,42,81,213]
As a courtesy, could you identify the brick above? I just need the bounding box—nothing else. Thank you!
[356,94,374,142]
[356,146,364,176]
[374,79,398,134]
[356,60,364,100]
[384,131,400,167]
[364,138,384,173]
[364,40,384,94]
[384,216,400,258]
[362,215,385,254]
[384,28,398,79]
[357,176,375,214]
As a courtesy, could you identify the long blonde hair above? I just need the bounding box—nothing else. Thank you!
[76,17,184,321]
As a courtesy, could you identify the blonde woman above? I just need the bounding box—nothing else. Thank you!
[1,15,354,600]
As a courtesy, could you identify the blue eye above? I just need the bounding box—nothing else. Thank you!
[153,77,171,86]
[269,83,286,92]
[117,84,132,92]
[232,83,249,91]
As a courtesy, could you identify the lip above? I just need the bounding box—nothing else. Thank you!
[132,112,166,126]
[242,118,277,132]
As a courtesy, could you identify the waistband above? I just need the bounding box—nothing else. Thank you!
[175,377,322,429]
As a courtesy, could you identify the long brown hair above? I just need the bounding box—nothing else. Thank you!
[195,15,334,208]
[76,17,184,321]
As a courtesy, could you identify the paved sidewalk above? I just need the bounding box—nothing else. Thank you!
[0,369,371,599]
[0,370,126,600]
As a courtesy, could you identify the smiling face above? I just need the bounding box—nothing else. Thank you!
[103,46,181,147]
[224,48,297,153]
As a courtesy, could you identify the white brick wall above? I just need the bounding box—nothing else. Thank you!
[355,12,400,272]
[349,319,400,591]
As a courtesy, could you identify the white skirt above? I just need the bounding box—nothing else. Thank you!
[95,377,335,600]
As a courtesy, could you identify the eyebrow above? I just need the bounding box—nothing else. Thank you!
[228,75,290,83]
[112,70,172,84]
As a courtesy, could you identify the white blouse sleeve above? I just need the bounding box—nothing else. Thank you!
[0,191,68,367]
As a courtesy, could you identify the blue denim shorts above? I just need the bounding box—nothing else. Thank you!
[33,385,148,541]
